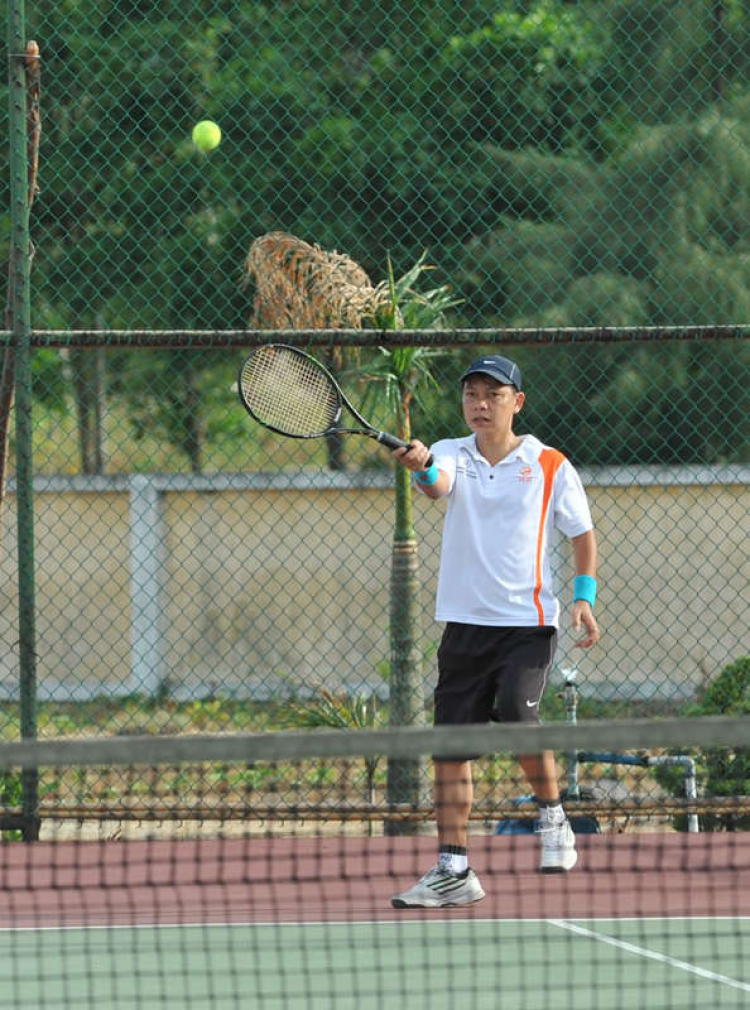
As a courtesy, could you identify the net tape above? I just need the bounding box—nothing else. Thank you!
[1,715,748,769]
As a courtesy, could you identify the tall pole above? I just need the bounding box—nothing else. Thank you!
[710,2,726,102]
[7,0,39,840]
[386,464,425,832]
[385,376,426,835]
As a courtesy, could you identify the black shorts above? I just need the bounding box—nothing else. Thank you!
[433,623,557,760]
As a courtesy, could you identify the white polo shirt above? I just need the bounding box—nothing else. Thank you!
[424,434,593,628]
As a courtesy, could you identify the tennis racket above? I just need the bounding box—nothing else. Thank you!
[238,344,433,464]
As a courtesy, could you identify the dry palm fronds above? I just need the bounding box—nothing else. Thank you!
[243,231,395,329]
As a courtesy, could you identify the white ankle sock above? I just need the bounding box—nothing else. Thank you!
[438,850,468,875]
[539,803,565,826]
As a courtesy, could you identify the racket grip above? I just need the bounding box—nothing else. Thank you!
[376,431,434,467]
[376,431,410,451]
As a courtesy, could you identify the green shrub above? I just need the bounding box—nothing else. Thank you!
[654,656,750,831]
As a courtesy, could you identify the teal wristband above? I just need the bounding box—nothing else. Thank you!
[414,463,439,486]
[573,575,597,607]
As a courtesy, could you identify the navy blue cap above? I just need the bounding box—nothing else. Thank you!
[460,355,522,391]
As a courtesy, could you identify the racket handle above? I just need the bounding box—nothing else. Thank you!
[375,431,409,451]
[376,431,434,467]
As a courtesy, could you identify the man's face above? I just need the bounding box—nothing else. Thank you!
[461,374,524,435]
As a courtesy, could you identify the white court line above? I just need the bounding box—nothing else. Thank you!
[547,919,750,994]
[0,915,748,933]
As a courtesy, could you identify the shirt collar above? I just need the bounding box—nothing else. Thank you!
[513,434,543,463]
[464,433,541,466]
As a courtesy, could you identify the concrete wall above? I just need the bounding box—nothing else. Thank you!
[1,466,748,702]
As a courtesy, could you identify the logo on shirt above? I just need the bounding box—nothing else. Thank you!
[456,462,477,480]
[518,465,533,483]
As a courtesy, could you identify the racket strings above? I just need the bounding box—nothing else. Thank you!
[241,347,341,436]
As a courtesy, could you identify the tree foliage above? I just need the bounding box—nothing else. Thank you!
[1,0,749,468]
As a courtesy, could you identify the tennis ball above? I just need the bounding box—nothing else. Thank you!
[192,120,221,152]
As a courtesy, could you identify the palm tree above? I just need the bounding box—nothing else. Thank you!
[244,234,459,832]
[355,253,460,834]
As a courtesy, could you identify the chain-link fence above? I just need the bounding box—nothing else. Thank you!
[2,2,750,824]
[3,2,750,333]
[1,332,748,712]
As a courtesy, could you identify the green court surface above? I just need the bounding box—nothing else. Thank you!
[2,917,748,1009]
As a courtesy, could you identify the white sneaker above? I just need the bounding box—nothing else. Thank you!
[538,817,578,873]
[391,865,485,908]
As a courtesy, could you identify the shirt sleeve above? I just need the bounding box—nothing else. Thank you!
[553,459,593,538]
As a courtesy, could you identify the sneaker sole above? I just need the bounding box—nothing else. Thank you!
[391,893,485,909]
[539,850,578,874]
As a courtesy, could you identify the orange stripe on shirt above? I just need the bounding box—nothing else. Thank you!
[533,448,566,625]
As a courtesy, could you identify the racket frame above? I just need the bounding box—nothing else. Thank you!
[237,344,423,455]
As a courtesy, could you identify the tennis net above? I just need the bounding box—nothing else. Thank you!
[0,717,748,1009]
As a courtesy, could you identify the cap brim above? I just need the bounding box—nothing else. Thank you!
[460,366,519,387]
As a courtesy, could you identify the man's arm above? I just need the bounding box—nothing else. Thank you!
[392,440,450,499]
[571,529,600,648]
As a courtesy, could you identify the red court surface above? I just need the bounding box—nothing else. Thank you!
[1,832,748,928]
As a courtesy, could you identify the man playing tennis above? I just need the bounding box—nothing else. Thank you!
[390,354,600,908]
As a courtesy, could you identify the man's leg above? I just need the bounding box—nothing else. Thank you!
[391,757,485,908]
[391,624,490,908]
[519,750,577,873]
[518,750,559,802]
[434,759,473,847]
[495,627,577,875]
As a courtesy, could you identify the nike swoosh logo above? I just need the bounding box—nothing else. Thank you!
[526,699,538,707]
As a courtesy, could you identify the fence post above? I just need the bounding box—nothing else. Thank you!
[128,476,167,697]
[7,0,39,840]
